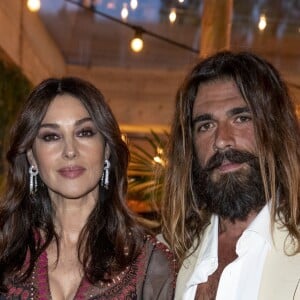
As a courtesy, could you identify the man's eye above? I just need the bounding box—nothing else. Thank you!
[42,134,60,142]
[235,115,252,123]
[197,122,214,132]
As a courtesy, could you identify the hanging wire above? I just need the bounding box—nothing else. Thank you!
[64,0,300,93]
[65,0,199,54]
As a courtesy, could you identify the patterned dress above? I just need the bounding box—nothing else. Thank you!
[2,237,176,300]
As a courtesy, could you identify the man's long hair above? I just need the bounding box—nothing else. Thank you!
[161,51,300,265]
[0,77,145,291]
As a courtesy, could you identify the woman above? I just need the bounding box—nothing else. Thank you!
[0,77,175,299]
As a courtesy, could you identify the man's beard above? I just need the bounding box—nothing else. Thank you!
[193,149,266,221]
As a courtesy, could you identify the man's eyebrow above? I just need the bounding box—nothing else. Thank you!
[192,113,213,126]
[192,106,250,126]
[228,106,250,116]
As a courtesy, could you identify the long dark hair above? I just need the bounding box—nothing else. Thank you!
[161,51,300,264]
[0,77,145,290]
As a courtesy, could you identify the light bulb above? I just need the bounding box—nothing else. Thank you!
[27,0,41,12]
[121,4,129,20]
[130,0,138,10]
[258,14,267,31]
[169,9,176,23]
[131,36,143,52]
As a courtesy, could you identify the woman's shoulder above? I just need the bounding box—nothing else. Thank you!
[142,235,176,269]
[145,234,171,252]
[138,235,176,299]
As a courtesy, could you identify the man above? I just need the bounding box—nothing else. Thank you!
[161,51,300,299]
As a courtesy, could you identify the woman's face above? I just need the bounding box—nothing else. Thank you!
[27,94,109,202]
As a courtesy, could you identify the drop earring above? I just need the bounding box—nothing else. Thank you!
[29,165,39,194]
[101,159,111,189]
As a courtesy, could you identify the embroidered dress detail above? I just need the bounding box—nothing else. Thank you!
[4,236,175,300]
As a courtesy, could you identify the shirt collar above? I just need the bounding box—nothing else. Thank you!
[236,204,272,255]
[243,204,272,244]
[191,204,272,264]
[201,214,218,260]
[185,204,272,288]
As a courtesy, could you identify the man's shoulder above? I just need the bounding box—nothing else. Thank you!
[271,222,300,254]
[259,224,300,299]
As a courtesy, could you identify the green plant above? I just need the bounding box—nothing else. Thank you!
[127,130,169,211]
[0,60,32,180]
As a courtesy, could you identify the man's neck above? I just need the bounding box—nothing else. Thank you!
[219,210,258,238]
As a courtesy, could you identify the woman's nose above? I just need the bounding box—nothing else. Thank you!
[63,139,78,159]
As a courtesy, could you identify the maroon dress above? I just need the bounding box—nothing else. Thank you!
[4,237,176,300]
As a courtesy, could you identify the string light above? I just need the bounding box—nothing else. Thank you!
[106,1,116,10]
[258,14,267,31]
[121,3,129,20]
[66,0,199,54]
[130,0,138,10]
[169,9,176,23]
[27,0,41,12]
[130,31,143,52]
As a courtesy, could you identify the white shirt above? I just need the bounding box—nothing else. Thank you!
[176,205,272,300]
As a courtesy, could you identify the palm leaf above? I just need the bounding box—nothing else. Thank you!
[127,130,168,206]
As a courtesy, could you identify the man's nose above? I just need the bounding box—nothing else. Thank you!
[213,123,235,151]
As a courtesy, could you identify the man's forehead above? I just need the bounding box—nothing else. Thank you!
[192,79,248,117]
[196,79,240,100]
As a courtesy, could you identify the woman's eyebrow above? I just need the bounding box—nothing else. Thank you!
[75,117,93,126]
[39,117,93,128]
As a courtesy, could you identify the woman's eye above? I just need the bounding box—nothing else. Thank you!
[41,133,60,142]
[77,129,96,137]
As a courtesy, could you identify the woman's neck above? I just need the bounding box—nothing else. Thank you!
[51,195,96,244]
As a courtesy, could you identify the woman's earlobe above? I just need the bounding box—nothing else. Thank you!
[26,149,36,166]
[105,144,111,160]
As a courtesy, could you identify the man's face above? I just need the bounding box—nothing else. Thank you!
[192,79,265,220]
[192,79,256,176]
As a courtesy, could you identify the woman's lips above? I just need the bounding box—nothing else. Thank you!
[58,166,85,179]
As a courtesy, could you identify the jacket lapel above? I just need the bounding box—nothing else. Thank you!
[258,224,300,299]
[175,218,215,300]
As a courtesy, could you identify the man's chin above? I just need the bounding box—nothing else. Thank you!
[204,163,265,220]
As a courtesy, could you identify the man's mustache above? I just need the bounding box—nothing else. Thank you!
[203,149,257,172]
